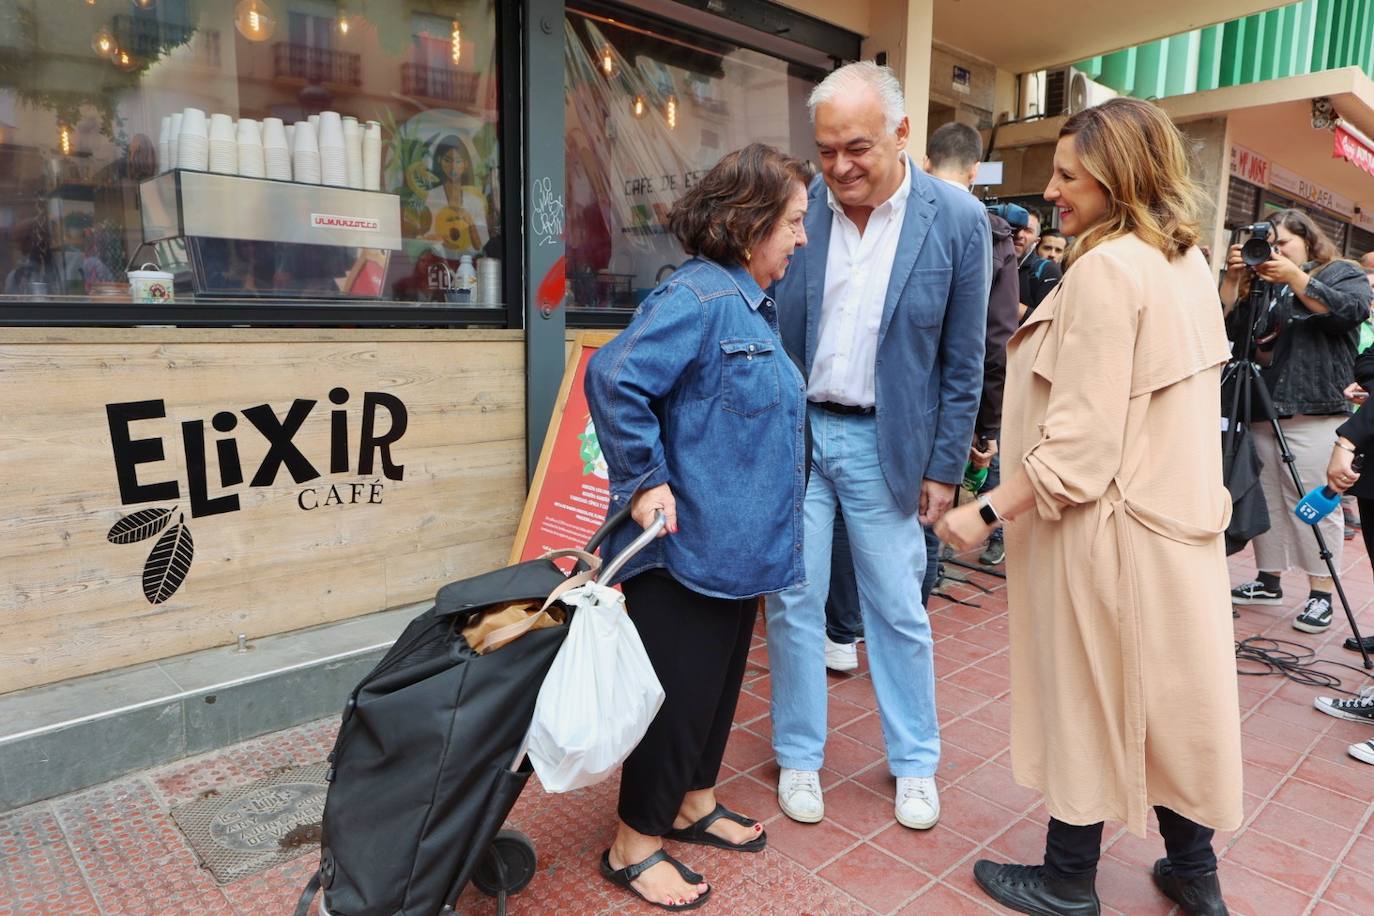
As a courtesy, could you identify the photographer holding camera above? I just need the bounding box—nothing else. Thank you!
[1223,209,1373,633]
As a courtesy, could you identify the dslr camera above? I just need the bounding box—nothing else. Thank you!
[1234,222,1277,268]
[1230,222,1282,348]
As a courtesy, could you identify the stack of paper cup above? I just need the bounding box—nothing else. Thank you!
[177,107,208,171]
[169,112,183,170]
[208,113,237,174]
[236,119,264,178]
[261,118,291,180]
[292,120,321,184]
[318,111,347,187]
[342,116,362,189]
[157,116,171,173]
[362,120,382,191]
[477,257,502,305]
[308,114,320,133]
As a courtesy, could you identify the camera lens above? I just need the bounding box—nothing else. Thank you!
[1241,237,1272,267]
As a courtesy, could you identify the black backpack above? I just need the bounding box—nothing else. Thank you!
[294,510,627,916]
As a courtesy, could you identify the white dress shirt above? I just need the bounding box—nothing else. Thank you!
[807,156,913,408]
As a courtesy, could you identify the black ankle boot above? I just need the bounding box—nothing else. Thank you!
[1152,859,1228,915]
[972,860,1101,915]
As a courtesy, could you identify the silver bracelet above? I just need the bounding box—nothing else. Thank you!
[1335,440,1356,453]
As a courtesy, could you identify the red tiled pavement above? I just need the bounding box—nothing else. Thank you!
[2,540,1372,914]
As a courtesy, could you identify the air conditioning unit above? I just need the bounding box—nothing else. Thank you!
[1027,67,1118,118]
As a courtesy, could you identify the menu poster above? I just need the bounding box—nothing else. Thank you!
[510,331,619,568]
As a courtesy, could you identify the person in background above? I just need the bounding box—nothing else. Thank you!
[585,143,813,911]
[1017,209,1061,321]
[1360,250,1374,270]
[1312,334,1374,765]
[921,122,1019,589]
[1222,209,1372,634]
[768,61,990,833]
[1036,228,1067,264]
[937,96,1242,916]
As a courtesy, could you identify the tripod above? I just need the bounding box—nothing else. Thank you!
[1222,277,1372,670]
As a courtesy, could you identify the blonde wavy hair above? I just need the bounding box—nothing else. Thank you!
[1058,97,1206,268]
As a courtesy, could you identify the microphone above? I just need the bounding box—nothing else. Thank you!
[1294,452,1363,524]
[1294,486,1341,524]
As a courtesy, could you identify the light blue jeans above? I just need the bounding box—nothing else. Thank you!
[765,407,939,777]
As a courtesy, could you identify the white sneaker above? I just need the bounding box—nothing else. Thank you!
[1351,740,1374,765]
[824,636,858,672]
[778,767,824,823]
[895,776,940,830]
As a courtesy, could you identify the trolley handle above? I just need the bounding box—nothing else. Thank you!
[579,501,633,568]
[596,511,667,585]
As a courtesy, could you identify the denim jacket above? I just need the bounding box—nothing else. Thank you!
[585,258,807,599]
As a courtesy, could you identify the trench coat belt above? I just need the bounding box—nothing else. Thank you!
[1090,490,1233,835]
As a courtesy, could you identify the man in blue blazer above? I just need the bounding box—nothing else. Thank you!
[766,62,990,832]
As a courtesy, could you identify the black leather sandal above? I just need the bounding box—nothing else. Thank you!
[599,848,711,911]
[664,802,767,852]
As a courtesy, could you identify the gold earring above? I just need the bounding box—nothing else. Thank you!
[744,248,752,262]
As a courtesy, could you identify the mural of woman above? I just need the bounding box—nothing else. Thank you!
[426,135,489,254]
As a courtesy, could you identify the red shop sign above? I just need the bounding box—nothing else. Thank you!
[1333,125,1374,178]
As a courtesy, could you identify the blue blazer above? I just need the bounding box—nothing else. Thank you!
[774,166,991,515]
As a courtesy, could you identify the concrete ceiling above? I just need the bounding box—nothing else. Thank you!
[932,0,1290,72]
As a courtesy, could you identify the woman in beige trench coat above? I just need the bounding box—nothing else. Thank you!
[937,97,1242,916]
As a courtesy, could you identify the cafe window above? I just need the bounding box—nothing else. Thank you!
[0,0,505,316]
[562,3,824,316]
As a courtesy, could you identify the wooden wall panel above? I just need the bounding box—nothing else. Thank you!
[0,330,527,693]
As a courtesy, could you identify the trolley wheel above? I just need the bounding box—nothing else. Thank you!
[472,829,538,897]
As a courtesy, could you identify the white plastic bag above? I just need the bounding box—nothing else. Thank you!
[526,581,664,793]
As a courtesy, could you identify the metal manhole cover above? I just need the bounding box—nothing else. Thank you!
[170,762,328,884]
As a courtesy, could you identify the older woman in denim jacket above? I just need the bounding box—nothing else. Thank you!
[585,143,811,911]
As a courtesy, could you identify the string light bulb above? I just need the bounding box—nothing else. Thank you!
[92,28,117,57]
[450,20,461,64]
[665,94,678,130]
[337,15,350,35]
[631,94,646,119]
[131,0,158,10]
[234,0,276,42]
[115,48,137,70]
[600,45,616,77]
[59,124,73,156]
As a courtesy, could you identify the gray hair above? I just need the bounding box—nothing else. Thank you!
[807,61,906,134]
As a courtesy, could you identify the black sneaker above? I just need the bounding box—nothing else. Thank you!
[1230,580,1282,606]
[979,529,1005,566]
[1293,596,1333,633]
[1313,687,1374,724]
[1344,634,1374,653]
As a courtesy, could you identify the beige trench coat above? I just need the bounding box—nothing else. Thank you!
[1002,233,1244,837]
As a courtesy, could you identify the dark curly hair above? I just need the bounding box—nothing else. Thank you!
[668,143,813,266]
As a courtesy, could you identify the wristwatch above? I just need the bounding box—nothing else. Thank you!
[976,493,1002,526]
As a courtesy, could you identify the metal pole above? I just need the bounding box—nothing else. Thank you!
[522,0,567,482]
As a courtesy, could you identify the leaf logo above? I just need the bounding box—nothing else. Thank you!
[142,514,195,605]
[107,506,175,544]
[107,506,196,604]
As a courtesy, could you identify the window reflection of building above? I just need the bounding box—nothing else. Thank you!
[562,5,820,311]
[0,0,503,306]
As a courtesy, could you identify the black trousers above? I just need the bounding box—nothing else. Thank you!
[617,570,758,836]
[1044,807,1217,879]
